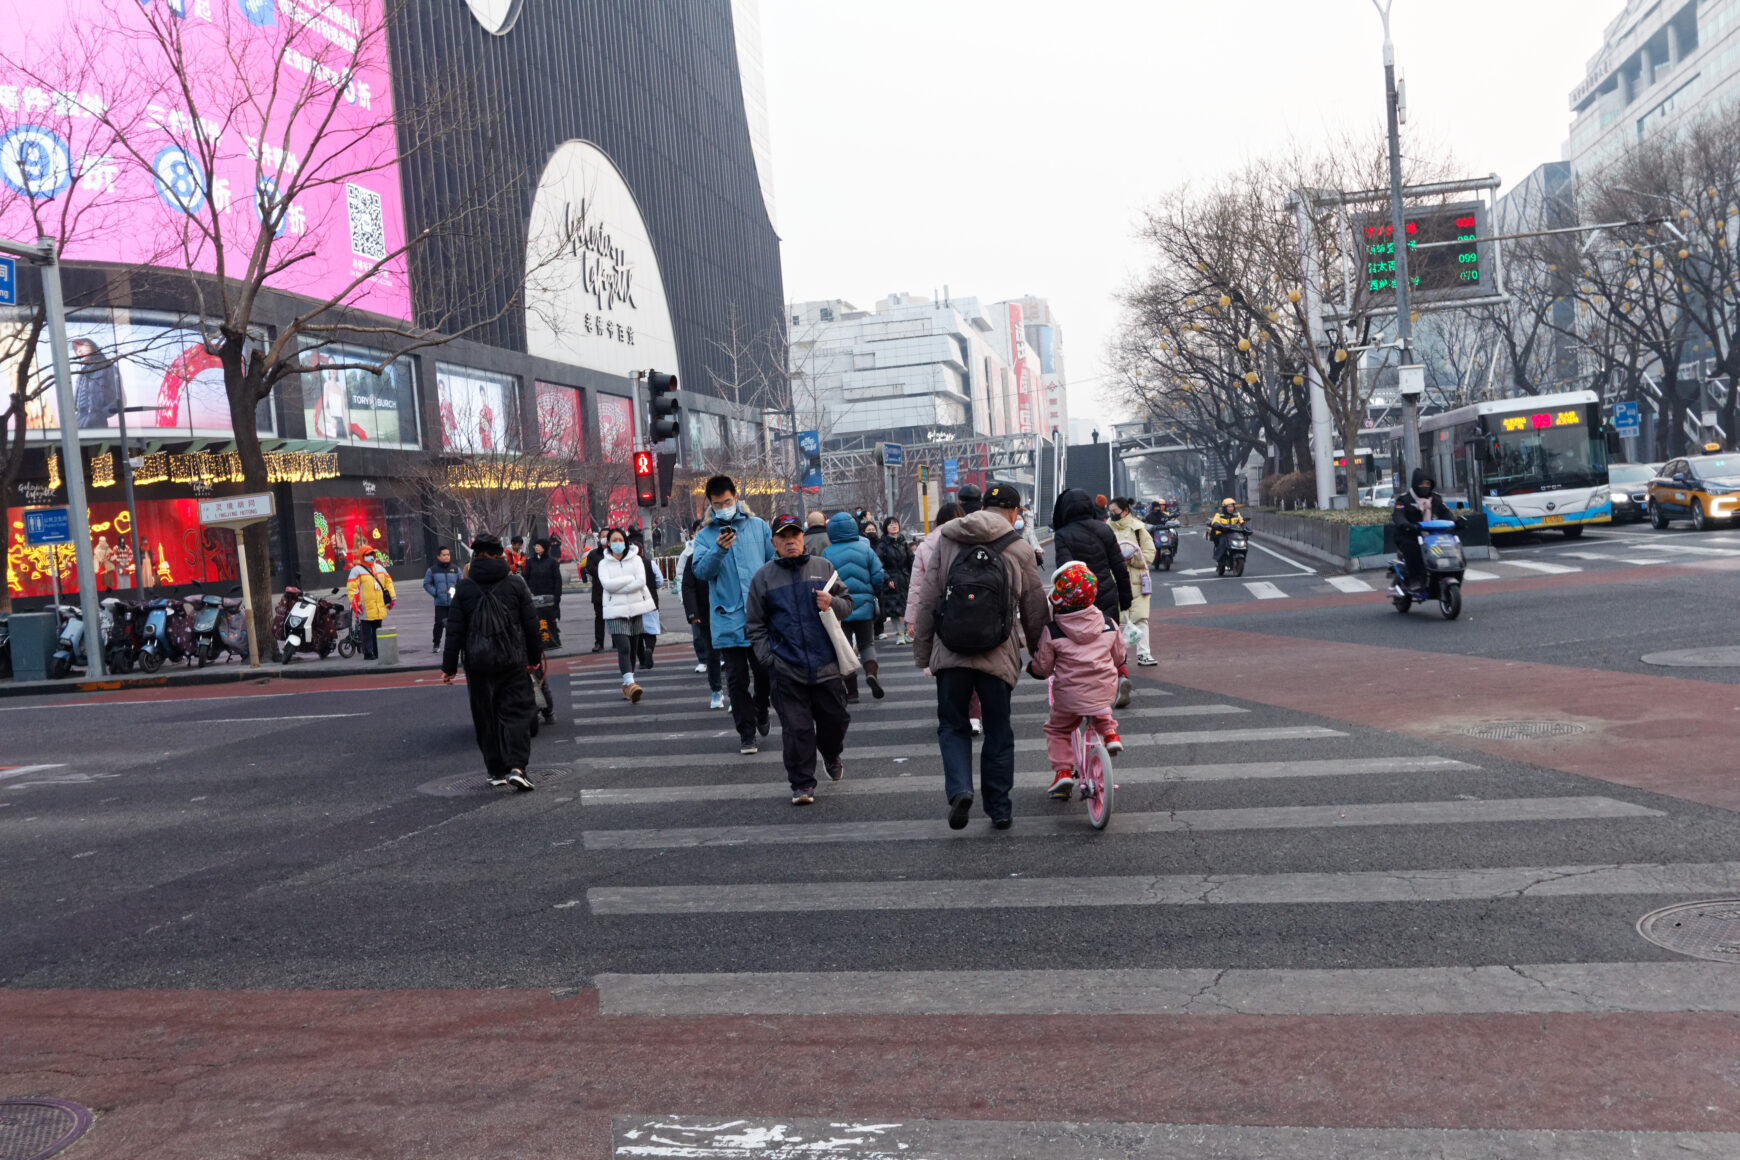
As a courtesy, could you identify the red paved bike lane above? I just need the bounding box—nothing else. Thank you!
[4,988,1740,1158]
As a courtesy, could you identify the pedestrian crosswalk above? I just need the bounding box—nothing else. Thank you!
[554,635,1740,1038]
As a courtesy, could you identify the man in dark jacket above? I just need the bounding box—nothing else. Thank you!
[803,511,830,557]
[1049,488,1132,622]
[747,512,856,804]
[522,538,564,648]
[956,483,983,514]
[442,534,543,792]
[422,546,461,651]
[1392,468,1457,585]
[584,538,608,652]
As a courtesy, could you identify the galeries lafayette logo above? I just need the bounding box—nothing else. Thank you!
[464,0,525,35]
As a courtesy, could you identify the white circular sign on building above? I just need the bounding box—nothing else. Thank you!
[524,140,680,384]
[464,0,525,35]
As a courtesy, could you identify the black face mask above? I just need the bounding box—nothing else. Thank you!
[1414,485,1433,498]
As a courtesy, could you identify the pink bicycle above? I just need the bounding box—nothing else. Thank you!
[1046,677,1116,829]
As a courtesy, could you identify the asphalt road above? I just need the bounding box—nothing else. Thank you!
[5,543,1740,1157]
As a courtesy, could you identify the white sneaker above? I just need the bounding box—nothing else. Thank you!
[970,717,983,737]
[693,662,708,674]
[709,691,725,710]
[1136,652,1158,667]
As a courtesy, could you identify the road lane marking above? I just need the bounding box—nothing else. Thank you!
[1461,568,1500,581]
[580,726,1347,769]
[188,713,372,723]
[1506,561,1582,575]
[1243,582,1287,600]
[1325,575,1373,593]
[594,960,1740,1017]
[581,796,1658,849]
[0,764,69,781]
[616,704,1248,742]
[1248,539,1317,574]
[578,755,1479,805]
[1172,586,1206,606]
[612,1117,1740,1159]
[591,859,1730,915]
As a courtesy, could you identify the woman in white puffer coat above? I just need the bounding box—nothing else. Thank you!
[598,527,657,702]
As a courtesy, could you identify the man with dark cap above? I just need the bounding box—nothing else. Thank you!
[442,533,544,792]
[956,482,983,514]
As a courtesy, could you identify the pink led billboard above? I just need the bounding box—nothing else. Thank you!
[0,0,409,319]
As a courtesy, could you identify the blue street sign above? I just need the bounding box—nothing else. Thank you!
[881,441,903,467]
[0,255,14,306]
[943,458,959,488]
[24,507,71,546]
[1613,400,1640,436]
[797,429,820,457]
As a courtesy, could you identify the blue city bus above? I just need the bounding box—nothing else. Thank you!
[1413,391,1612,537]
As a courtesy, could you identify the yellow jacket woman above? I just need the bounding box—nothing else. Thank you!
[347,551,396,621]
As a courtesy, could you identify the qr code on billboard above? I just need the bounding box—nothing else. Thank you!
[346,183,386,260]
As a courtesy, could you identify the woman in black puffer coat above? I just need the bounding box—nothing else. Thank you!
[1049,488,1132,622]
[875,516,914,644]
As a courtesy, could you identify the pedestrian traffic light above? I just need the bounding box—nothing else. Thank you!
[633,449,656,507]
[647,370,680,442]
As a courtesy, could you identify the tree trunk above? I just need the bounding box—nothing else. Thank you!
[1342,411,1364,509]
[0,413,25,614]
[225,344,279,662]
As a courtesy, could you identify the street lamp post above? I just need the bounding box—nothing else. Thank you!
[1373,0,1422,477]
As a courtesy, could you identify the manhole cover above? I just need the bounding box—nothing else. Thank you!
[1638,899,1740,964]
[417,770,554,797]
[0,1099,93,1160]
[1460,721,1589,741]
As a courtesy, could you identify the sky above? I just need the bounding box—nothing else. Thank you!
[758,0,1622,435]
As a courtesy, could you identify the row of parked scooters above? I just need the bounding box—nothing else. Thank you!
[0,584,366,680]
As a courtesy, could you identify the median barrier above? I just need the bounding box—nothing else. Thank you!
[1249,510,1494,572]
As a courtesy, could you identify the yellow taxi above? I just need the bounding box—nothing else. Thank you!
[1648,451,1740,531]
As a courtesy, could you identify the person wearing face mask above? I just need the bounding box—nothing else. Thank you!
[690,474,778,753]
[1391,468,1455,588]
[346,545,396,661]
[1106,497,1158,667]
[598,527,657,701]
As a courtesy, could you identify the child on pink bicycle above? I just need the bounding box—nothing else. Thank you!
[1026,562,1126,799]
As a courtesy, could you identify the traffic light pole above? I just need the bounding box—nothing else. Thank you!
[1374,0,1421,478]
[629,371,648,532]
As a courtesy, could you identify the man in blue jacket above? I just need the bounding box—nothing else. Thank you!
[821,510,886,703]
[689,474,776,753]
[422,545,462,651]
[747,512,855,803]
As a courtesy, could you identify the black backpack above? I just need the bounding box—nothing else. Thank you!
[464,582,525,673]
[936,531,1023,654]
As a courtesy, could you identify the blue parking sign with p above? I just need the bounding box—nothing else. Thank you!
[1614,401,1640,436]
[0,255,15,306]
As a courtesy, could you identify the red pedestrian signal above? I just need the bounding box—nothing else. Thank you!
[634,449,656,507]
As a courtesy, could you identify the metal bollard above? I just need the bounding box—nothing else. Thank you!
[376,628,399,666]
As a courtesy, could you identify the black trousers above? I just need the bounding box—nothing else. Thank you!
[592,596,605,649]
[611,630,641,678]
[721,645,770,742]
[432,605,449,648]
[465,665,535,776]
[771,672,849,792]
[362,618,381,660]
[1397,530,1426,583]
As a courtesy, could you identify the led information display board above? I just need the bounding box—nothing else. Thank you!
[1356,200,1489,306]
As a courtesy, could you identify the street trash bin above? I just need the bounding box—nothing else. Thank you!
[8,611,59,682]
[376,628,399,666]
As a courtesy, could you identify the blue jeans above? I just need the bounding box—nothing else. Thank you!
[935,667,1014,819]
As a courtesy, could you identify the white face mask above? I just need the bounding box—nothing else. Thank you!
[609,542,626,556]
[1014,518,1026,531]
[713,504,737,522]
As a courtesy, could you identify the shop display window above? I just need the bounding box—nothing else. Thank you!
[6,499,239,598]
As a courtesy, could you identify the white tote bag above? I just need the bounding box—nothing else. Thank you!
[815,563,863,676]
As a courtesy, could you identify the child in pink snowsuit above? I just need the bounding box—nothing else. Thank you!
[1027,561,1126,800]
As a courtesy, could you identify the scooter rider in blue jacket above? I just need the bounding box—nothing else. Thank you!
[690,474,777,754]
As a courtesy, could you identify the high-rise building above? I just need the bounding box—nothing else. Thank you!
[1565,0,1740,177]
[788,293,1013,447]
[1010,296,1070,442]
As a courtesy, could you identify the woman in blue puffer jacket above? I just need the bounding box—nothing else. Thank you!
[821,510,886,702]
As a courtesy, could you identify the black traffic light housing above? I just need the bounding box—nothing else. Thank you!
[648,370,680,442]
[633,448,657,508]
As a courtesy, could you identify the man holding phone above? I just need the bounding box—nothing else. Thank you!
[690,474,776,753]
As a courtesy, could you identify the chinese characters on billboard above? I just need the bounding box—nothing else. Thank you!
[0,0,410,319]
[437,364,520,453]
[6,499,238,598]
[302,344,419,446]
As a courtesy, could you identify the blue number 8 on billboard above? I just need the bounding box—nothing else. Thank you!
[152,146,208,215]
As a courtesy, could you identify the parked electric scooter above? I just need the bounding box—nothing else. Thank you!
[1388,518,1466,620]
[190,587,248,665]
[0,612,11,678]
[102,597,143,674]
[49,604,86,679]
[136,596,191,673]
[275,587,344,662]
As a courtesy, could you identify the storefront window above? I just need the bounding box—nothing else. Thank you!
[312,497,393,574]
[10,311,276,438]
[597,393,633,462]
[6,499,239,598]
[436,364,520,453]
[535,382,584,458]
[302,344,420,448]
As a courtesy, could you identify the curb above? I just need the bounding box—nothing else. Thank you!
[0,658,450,700]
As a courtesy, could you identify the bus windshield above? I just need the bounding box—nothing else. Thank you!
[1483,407,1607,495]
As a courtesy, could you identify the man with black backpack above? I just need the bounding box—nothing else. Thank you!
[441,534,544,792]
[912,483,1049,830]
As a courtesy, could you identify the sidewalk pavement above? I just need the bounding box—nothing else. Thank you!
[0,580,695,698]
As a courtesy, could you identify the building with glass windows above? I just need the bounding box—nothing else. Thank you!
[2,0,783,601]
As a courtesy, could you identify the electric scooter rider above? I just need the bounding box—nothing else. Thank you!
[1207,498,1247,566]
[1391,469,1456,589]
